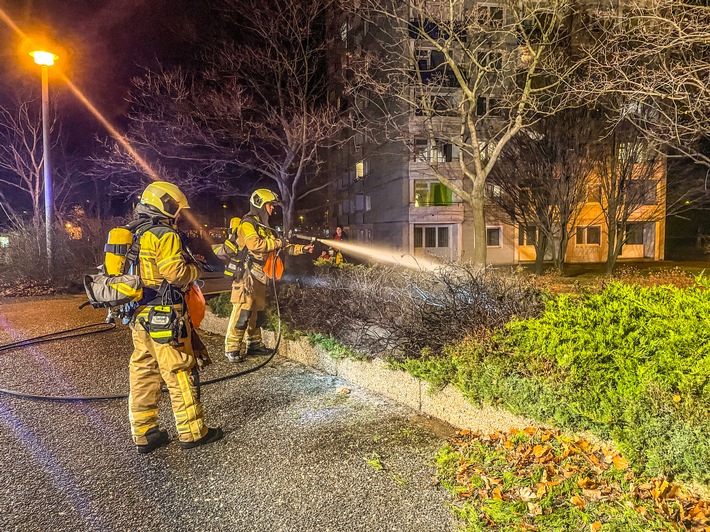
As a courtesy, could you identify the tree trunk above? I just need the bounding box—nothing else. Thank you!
[471,180,487,266]
[533,233,547,274]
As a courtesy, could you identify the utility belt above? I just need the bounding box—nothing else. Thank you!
[224,253,265,279]
[136,304,189,347]
[134,282,189,347]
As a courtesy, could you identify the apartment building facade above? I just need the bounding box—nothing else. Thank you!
[326,1,666,265]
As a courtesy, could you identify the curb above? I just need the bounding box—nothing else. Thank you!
[199,309,537,434]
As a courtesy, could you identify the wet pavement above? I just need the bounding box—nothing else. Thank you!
[0,295,457,531]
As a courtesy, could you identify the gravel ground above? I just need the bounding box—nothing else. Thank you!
[0,295,457,531]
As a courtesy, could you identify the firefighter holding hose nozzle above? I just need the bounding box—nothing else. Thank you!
[223,189,313,363]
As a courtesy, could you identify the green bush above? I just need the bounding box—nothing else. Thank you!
[207,291,232,318]
[405,280,710,486]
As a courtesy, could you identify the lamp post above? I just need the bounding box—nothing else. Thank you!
[29,50,57,269]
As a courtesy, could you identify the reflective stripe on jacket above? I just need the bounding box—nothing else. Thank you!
[138,225,199,289]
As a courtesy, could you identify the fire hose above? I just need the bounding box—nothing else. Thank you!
[0,252,287,403]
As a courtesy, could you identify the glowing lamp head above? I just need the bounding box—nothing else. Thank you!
[30,50,58,66]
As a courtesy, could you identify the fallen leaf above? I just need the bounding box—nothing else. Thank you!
[528,502,543,516]
[612,455,628,470]
[591,522,602,531]
[492,487,503,500]
[519,487,537,501]
[578,477,593,488]
[583,489,603,501]
[536,483,547,499]
[571,495,586,510]
[651,480,670,500]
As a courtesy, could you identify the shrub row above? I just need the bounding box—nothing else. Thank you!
[0,217,122,290]
[402,280,710,486]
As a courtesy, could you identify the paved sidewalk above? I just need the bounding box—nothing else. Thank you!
[0,296,457,531]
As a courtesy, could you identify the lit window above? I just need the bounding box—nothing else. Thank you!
[355,159,370,180]
[414,180,456,206]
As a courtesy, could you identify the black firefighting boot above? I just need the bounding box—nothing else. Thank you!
[225,350,245,363]
[180,427,225,450]
[136,427,170,454]
[246,343,272,356]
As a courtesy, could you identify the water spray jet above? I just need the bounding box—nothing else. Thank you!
[292,234,444,272]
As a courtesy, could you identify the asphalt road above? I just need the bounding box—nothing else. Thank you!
[0,295,457,532]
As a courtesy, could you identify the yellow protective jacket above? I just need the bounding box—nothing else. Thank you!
[138,224,200,290]
[237,216,305,284]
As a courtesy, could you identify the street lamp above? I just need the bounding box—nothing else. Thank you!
[29,49,58,269]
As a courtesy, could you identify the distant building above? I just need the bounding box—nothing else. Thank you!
[325,0,666,265]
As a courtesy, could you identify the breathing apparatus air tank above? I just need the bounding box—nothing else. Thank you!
[104,227,134,275]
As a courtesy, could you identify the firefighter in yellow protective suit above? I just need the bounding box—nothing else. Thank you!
[129,181,223,453]
[225,189,313,362]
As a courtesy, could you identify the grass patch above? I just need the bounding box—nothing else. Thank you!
[308,333,368,361]
[438,427,709,531]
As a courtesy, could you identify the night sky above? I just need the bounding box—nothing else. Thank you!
[1,0,212,128]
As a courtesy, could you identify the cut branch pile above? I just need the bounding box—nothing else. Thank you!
[278,263,543,359]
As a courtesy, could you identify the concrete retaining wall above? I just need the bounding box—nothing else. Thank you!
[200,310,537,434]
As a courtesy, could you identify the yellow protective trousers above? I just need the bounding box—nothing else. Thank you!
[128,317,207,444]
[225,278,267,354]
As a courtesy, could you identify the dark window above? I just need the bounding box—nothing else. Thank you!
[576,226,601,245]
[437,227,449,248]
[587,226,601,245]
[627,180,657,205]
[487,227,501,247]
[518,225,537,246]
[425,227,437,247]
[625,223,644,245]
[414,227,423,248]
[476,96,487,116]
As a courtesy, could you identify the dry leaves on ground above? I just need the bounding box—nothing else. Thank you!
[445,427,709,531]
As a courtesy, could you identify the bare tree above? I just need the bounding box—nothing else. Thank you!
[0,92,83,225]
[0,95,57,224]
[344,0,588,265]
[593,120,666,273]
[578,0,710,168]
[489,107,596,273]
[93,0,344,233]
[207,0,344,231]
